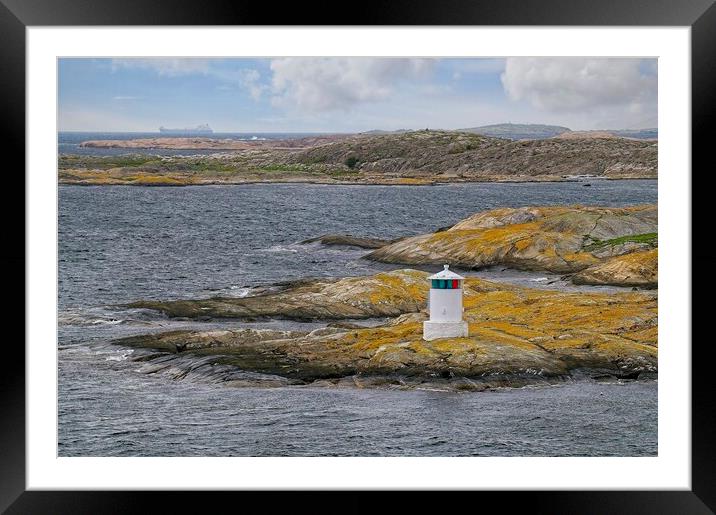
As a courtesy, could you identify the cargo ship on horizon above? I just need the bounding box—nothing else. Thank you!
[158,124,213,135]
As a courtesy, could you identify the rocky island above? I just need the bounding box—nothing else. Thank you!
[117,269,656,389]
[59,130,657,186]
[114,204,658,390]
[367,205,658,287]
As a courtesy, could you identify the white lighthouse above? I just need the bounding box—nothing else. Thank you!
[423,264,469,341]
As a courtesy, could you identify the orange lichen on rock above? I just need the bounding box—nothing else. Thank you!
[117,268,658,384]
[367,205,657,280]
[573,248,657,287]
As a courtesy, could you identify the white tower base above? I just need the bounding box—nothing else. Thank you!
[422,320,469,341]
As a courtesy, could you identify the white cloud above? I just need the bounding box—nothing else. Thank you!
[269,58,435,112]
[111,58,212,77]
[112,95,141,101]
[501,57,656,112]
[111,58,266,100]
[235,69,264,100]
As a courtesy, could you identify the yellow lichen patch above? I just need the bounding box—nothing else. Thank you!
[127,174,191,185]
[405,340,447,357]
[60,169,197,186]
[428,337,479,354]
[361,270,427,305]
[120,267,658,379]
[573,248,657,287]
[514,238,532,251]
[395,177,433,185]
[122,263,658,381]
[318,269,428,309]
[343,322,423,353]
[458,222,541,247]
[368,204,657,275]
[620,248,658,265]
[456,278,656,352]
[449,206,570,231]
[533,336,593,351]
[479,320,545,340]
[561,251,601,267]
[621,325,658,346]
[590,338,658,358]
[468,289,524,304]
[463,276,517,293]
[468,325,542,351]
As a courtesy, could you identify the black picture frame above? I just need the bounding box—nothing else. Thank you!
[3,0,713,512]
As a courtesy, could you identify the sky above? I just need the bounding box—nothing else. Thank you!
[58,57,657,133]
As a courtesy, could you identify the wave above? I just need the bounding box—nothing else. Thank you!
[261,244,300,253]
[58,312,127,327]
[103,348,135,362]
[227,286,253,298]
[58,307,163,327]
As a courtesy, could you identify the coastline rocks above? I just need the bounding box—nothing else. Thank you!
[572,249,658,288]
[125,269,429,320]
[114,270,657,387]
[300,234,396,249]
[366,205,657,279]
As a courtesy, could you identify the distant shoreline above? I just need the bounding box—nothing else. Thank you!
[58,176,658,187]
[59,129,658,186]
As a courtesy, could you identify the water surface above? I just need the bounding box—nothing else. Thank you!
[58,180,658,456]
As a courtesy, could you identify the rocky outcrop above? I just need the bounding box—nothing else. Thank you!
[293,130,657,179]
[552,131,619,140]
[366,205,658,280]
[115,270,657,388]
[572,249,657,288]
[300,234,395,249]
[126,269,428,320]
[61,130,657,186]
[79,134,349,150]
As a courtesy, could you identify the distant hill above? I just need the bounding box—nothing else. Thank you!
[609,128,658,140]
[457,124,658,141]
[60,129,657,185]
[361,129,411,135]
[459,123,571,140]
[292,130,657,179]
[553,131,620,140]
[553,129,658,141]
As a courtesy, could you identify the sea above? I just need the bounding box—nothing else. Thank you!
[57,132,658,457]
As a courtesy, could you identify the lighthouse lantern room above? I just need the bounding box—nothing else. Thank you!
[423,264,469,341]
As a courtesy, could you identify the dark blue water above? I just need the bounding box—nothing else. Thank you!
[58,181,657,309]
[58,181,658,456]
[59,344,658,457]
[58,131,334,157]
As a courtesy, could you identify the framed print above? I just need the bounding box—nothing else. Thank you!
[5,0,714,512]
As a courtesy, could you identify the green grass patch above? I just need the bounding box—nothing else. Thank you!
[329,169,361,177]
[59,154,246,174]
[255,164,308,173]
[181,161,237,173]
[583,232,658,251]
[58,154,161,170]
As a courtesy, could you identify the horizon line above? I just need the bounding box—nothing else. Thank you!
[57,126,659,133]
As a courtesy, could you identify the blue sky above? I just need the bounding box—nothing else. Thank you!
[58,57,657,132]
